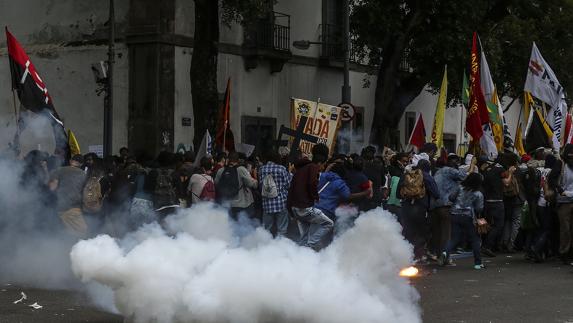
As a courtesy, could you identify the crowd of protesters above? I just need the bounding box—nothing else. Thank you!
[5,140,573,270]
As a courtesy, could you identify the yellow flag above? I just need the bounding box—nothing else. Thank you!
[524,92,534,125]
[430,66,447,149]
[491,89,504,151]
[537,108,554,139]
[68,129,81,156]
[515,123,526,156]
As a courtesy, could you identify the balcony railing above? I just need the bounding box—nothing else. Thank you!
[320,23,358,62]
[244,11,291,52]
[321,23,343,58]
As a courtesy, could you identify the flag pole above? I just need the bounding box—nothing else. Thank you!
[515,97,523,142]
[11,89,18,121]
[11,89,20,155]
[222,120,227,153]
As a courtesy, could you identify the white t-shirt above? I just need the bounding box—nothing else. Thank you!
[188,174,213,204]
[538,167,551,207]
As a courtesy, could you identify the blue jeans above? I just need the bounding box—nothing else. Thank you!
[501,197,522,250]
[445,215,482,265]
[292,207,334,250]
[263,209,289,237]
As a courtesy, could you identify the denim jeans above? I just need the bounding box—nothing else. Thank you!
[484,201,505,250]
[262,209,289,237]
[230,204,256,220]
[445,215,482,266]
[500,197,522,250]
[292,206,334,250]
[532,206,554,255]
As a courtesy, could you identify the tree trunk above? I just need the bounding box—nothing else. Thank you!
[369,10,426,149]
[191,0,220,152]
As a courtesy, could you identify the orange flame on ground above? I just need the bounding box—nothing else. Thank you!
[399,266,419,277]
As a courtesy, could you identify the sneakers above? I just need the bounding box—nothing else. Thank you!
[481,248,496,258]
[473,264,485,270]
[414,256,429,265]
[445,259,456,266]
[438,252,447,266]
[426,252,438,262]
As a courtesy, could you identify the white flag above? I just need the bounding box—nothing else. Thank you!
[480,48,512,146]
[480,50,495,103]
[524,42,564,109]
[545,95,567,148]
[193,130,212,167]
[480,50,506,122]
[480,124,498,161]
[524,42,566,144]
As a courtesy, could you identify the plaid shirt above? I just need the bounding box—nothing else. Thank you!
[259,162,292,213]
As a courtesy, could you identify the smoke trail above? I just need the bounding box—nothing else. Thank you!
[336,125,382,156]
[71,203,421,323]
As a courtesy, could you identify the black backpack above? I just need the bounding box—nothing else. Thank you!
[216,166,240,202]
[523,166,542,201]
[153,168,177,208]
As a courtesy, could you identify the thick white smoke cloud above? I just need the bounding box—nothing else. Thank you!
[0,149,116,312]
[71,203,421,323]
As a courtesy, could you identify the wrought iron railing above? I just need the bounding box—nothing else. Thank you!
[320,23,358,62]
[321,23,343,58]
[244,11,290,52]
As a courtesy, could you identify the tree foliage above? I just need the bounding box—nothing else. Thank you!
[350,0,573,146]
[221,0,273,25]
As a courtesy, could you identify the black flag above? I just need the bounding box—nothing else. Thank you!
[6,27,68,162]
[525,109,552,153]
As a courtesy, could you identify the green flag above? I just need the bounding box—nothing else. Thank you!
[486,102,502,126]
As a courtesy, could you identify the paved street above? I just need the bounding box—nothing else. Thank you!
[416,254,573,323]
[0,285,122,323]
[1,253,572,322]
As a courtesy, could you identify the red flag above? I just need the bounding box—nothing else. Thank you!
[215,78,235,152]
[465,32,490,140]
[7,28,60,119]
[565,113,573,145]
[408,113,426,149]
[6,27,68,159]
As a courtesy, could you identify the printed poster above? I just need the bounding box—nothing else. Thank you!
[290,98,343,156]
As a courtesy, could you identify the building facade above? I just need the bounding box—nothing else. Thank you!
[0,0,522,157]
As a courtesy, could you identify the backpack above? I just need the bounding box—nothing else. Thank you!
[83,176,104,213]
[503,173,520,198]
[400,169,426,200]
[197,175,216,201]
[216,166,240,201]
[261,174,278,198]
[523,167,542,201]
[544,161,564,203]
[153,168,177,208]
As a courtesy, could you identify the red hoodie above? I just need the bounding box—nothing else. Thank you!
[287,158,320,209]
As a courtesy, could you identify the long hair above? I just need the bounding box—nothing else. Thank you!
[461,173,483,192]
